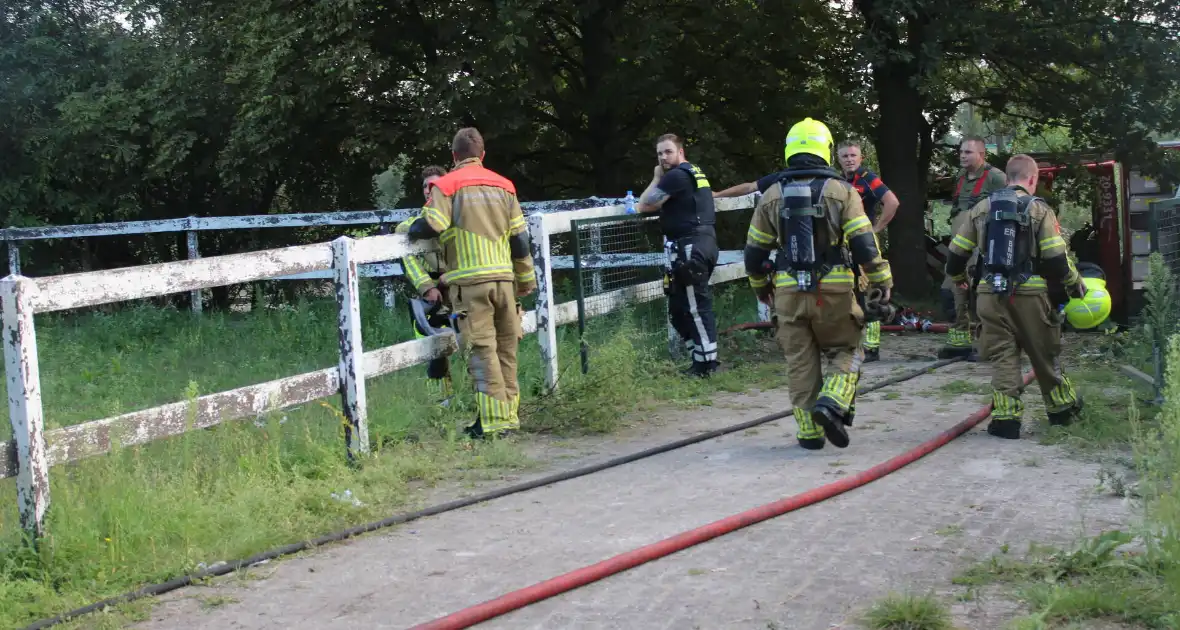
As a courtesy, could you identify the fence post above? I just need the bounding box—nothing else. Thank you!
[588,224,603,295]
[1,275,50,540]
[186,217,202,314]
[528,213,560,392]
[7,242,20,276]
[332,236,369,460]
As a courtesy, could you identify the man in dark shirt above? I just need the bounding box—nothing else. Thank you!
[837,140,900,362]
[637,133,720,377]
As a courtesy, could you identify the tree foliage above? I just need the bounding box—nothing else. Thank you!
[1,0,1179,301]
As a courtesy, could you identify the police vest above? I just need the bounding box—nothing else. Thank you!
[979,186,1040,296]
[660,162,716,239]
[773,166,848,292]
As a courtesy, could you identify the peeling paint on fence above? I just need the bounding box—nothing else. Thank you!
[1,276,50,537]
[333,237,369,460]
[528,214,559,392]
[362,333,458,378]
[2,198,757,537]
[44,368,340,471]
[0,198,619,242]
[0,210,416,241]
[0,335,462,480]
[28,234,439,314]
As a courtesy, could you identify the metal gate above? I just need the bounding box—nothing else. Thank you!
[569,214,665,374]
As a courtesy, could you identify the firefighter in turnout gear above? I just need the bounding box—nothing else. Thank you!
[838,140,900,363]
[944,154,1086,439]
[941,136,1008,360]
[637,133,721,377]
[396,165,454,406]
[405,128,536,439]
[744,118,894,450]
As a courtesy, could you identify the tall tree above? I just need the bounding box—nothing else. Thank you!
[851,0,1180,297]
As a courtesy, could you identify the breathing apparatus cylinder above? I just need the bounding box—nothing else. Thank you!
[982,188,1028,295]
[785,210,817,291]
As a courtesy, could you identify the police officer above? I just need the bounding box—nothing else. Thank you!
[940,136,1007,360]
[744,118,893,450]
[837,139,900,362]
[406,128,536,439]
[944,154,1086,439]
[637,133,721,378]
[396,165,454,406]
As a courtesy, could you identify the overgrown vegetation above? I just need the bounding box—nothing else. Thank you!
[947,260,1180,629]
[0,281,785,628]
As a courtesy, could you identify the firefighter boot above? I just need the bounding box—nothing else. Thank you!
[863,320,881,363]
[794,407,826,450]
[464,415,518,441]
[938,328,974,359]
[986,390,1023,440]
[812,371,857,448]
[812,403,851,448]
[1046,379,1083,427]
[684,360,719,378]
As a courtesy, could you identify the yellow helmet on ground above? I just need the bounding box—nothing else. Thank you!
[784,118,834,165]
[1063,277,1111,329]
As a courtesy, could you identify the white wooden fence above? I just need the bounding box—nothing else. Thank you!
[0,199,626,314]
[2,195,760,538]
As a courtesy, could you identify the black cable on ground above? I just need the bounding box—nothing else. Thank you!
[21,356,964,630]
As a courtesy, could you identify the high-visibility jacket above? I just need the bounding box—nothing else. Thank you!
[744,168,893,294]
[420,158,536,290]
[395,202,447,295]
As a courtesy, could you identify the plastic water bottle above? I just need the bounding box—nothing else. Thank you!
[624,190,636,214]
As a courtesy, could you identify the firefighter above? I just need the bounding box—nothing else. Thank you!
[637,133,721,377]
[744,118,893,450]
[940,136,1007,360]
[395,165,455,406]
[837,139,900,362]
[405,128,536,439]
[944,154,1086,439]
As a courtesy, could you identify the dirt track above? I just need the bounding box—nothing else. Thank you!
[132,336,1132,630]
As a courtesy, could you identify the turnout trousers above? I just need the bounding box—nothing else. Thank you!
[941,211,979,354]
[977,292,1081,433]
[409,294,454,404]
[775,289,865,448]
[855,277,880,356]
[448,280,523,436]
[665,228,720,366]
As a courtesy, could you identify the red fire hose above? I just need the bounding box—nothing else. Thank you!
[409,369,1035,630]
[722,321,951,335]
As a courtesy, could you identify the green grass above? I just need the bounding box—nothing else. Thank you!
[953,531,1180,629]
[861,592,955,630]
[1037,336,1160,452]
[0,279,787,628]
[946,328,1180,629]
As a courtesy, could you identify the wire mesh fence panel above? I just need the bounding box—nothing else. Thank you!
[1147,197,1180,401]
[1151,198,1180,281]
[571,214,668,374]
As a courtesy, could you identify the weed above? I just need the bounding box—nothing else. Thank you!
[935,524,964,536]
[861,592,954,630]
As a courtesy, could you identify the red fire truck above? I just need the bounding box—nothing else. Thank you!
[925,141,1180,325]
